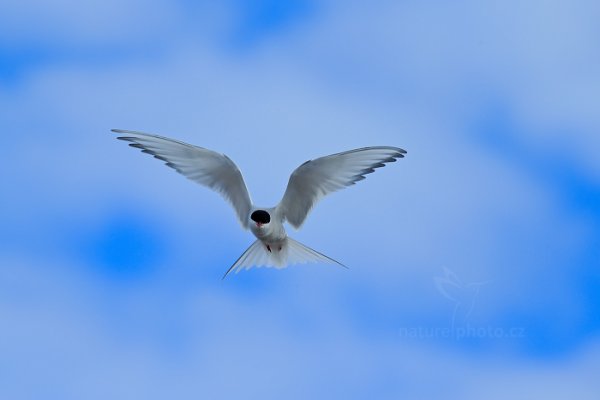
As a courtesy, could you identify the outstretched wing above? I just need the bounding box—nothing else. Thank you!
[112,129,253,228]
[277,146,406,228]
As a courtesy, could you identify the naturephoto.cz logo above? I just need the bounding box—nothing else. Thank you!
[399,267,526,340]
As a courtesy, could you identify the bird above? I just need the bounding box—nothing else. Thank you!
[111,129,407,278]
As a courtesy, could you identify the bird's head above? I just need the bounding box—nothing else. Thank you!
[250,209,271,228]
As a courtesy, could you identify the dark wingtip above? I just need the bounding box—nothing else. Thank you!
[221,265,236,280]
[332,259,349,270]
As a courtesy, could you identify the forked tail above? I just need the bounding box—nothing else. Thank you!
[222,237,346,279]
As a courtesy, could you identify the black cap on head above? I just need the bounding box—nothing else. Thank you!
[251,210,271,224]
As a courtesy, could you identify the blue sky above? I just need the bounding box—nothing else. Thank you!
[1,0,600,398]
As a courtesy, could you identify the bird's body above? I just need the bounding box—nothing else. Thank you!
[248,207,283,242]
[247,206,288,266]
[111,129,406,278]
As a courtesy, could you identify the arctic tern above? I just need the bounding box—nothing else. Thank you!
[111,129,406,278]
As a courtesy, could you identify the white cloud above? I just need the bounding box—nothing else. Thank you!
[0,0,188,47]
[2,254,599,400]
[284,0,600,179]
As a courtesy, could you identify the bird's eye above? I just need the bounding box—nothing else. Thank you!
[251,210,270,224]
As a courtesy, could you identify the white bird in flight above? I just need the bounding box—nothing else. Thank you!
[111,129,406,278]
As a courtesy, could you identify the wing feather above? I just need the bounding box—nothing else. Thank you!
[112,129,253,228]
[277,146,406,228]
